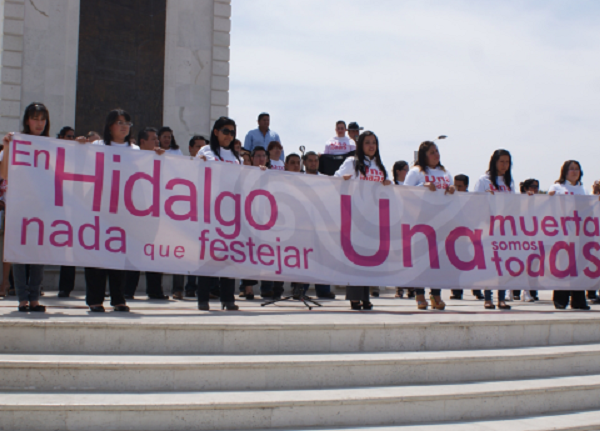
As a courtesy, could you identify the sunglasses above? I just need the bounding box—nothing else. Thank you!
[220,128,235,136]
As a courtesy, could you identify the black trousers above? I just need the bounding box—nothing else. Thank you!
[171,275,185,293]
[58,266,76,293]
[197,276,234,304]
[346,286,369,301]
[416,288,441,296]
[553,290,587,308]
[451,289,463,297]
[185,276,198,293]
[123,271,165,297]
[85,267,126,306]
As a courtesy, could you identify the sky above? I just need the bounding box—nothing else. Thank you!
[229,0,600,191]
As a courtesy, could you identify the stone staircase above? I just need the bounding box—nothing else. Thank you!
[1,309,600,430]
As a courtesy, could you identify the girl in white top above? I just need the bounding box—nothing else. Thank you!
[403,141,455,311]
[157,126,183,156]
[334,131,391,311]
[196,117,240,312]
[549,160,590,310]
[1,102,51,309]
[476,150,514,310]
[392,160,409,186]
[267,141,285,170]
[404,141,454,193]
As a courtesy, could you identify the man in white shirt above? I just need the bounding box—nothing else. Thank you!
[323,121,356,155]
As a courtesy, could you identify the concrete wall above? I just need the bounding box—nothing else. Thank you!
[0,0,230,146]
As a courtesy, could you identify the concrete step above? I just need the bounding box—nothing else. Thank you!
[2,344,600,392]
[281,409,600,430]
[2,313,600,354]
[2,375,600,430]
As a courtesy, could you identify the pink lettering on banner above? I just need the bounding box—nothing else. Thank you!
[203,168,212,224]
[55,148,105,212]
[12,140,32,166]
[244,190,278,230]
[340,195,390,267]
[402,224,440,269]
[583,242,600,278]
[444,227,486,270]
[215,191,241,239]
[124,160,161,217]
[165,179,198,221]
[549,241,577,278]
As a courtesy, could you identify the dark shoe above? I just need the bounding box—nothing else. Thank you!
[209,293,220,300]
[124,294,134,300]
[592,298,600,305]
[371,291,379,297]
[572,304,591,310]
[89,306,105,312]
[362,301,373,310]
[57,291,70,298]
[395,288,404,298]
[113,305,130,312]
[198,302,209,311]
[474,294,484,300]
[317,292,336,299]
[350,301,362,310]
[484,303,496,310]
[532,295,539,301]
[407,290,415,299]
[245,293,255,300]
[261,291,274,299]
[30,305,46,312]
[221,302,239,311]
[184,290,196,298]
[18,305,29,312]
[172,292,183,300]
[498,303,511,310]
[149,294,169,300]
[554,302,567,310]
[238,291,247,298]
[449,295,462,300]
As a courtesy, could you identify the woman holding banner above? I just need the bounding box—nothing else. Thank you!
[335,131,391,310]
[549,160,591,310]
[474,149,514,310]
[83,109,138,312]
[404,141,455,311]
[1,102,51,312]
[196,116,240,311]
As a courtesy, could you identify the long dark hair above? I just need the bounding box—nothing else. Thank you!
[22,102,50,136]
[210,116,239,161]
[103,108,131,146]
[392,160,408,183]
[556,160,582,185]
[520,178,539,193]
[354,131,387,180]
[158,126,179,150]
[414,141,445,173]
[487,149,512,191]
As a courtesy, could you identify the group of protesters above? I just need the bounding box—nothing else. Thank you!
[0,102,598,314]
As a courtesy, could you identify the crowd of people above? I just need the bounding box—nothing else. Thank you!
[1,103,599,314]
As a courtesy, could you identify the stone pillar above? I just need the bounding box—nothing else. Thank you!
[163,0,231,155]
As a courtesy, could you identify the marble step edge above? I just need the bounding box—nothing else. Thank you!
[2,314,600,330]
[279,409,600,431]
[1,343,600,369]
[1,374,600,411]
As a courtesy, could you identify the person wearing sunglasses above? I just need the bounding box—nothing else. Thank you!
[196,117,241,311]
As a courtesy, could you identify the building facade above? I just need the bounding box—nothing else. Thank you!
[0,0,230,152]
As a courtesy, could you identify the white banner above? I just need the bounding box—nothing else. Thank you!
[5,135,600,290]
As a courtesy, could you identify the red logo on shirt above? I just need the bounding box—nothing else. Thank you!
[425,175,451,190]
[360,168,384,182]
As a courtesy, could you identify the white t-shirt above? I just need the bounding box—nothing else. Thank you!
[404,166,453,190]
[92,140,140,150]
[165,148,183,156]
[473,174,515,194]
[324,136,356,155]
[197,145,240,164]
[549,182,587,196]
[270,159,285,171]
[334,156,386,182]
